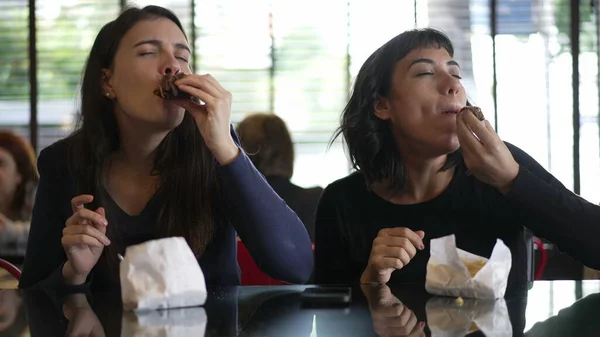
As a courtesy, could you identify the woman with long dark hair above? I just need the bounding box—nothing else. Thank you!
[19,5,313,290]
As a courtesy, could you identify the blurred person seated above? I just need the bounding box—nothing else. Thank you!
[0,131,38,258]
[0,290,28,337]
[236,113,323,241]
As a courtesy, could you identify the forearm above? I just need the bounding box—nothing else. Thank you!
[507,166,600,268]
[218,151,313,283]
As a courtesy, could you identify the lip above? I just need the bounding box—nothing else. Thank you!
[439,104,464,115]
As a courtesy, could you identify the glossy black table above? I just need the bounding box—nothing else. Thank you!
[3,280,600,336]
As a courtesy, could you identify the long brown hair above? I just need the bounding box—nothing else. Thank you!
[0,131,38,222]
[66,5,221,278]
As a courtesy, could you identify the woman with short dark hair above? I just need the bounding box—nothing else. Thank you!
[314,28,600,294]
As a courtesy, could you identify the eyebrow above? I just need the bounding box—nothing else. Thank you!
[133,39,191,54]
[408,58,460,69]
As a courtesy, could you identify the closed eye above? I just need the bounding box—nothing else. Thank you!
[139,51,155,56]
[176,56,189,62]
[417,72,434,76]
[453,75,462,79]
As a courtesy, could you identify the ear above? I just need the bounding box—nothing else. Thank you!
[101,69,115,98]
[15,172,22,185]
[373,95,391,120]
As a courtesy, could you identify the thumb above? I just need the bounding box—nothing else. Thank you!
[95,207,107,234]
[416,230,425,239]
[484,120,496,134]
[96,207,105,217]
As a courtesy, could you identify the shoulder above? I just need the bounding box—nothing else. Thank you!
[37,137,73,175]
[320,172,368,206]
[324,171,367,194]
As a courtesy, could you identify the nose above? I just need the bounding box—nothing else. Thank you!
[441,73,461,96]
[161,55,181,76]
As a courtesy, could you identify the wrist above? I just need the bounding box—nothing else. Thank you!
[211,140,239,165]
[62,261,88,286]
[360,266,384,285]
[62,293,90,319]
[497,164,520,195]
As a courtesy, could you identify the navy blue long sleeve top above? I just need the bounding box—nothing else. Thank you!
[19,127,314,290]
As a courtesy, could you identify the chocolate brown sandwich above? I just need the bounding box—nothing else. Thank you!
[153,72,198,102]
[460,106,485,121]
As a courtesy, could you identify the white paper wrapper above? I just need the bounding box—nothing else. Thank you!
[425,234,512,299]
[426,297,512,337]
[121,306,207,337]
[120,237,207,311]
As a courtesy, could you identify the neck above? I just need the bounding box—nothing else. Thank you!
[113,121,170,174]
[401,154,453,202]
[375,149,454,205]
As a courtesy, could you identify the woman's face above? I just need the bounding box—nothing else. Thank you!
[0,147,21,209]
[102,18,192,132]
[374,47,467,157]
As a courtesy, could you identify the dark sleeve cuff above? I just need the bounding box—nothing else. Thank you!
[35,262,93,294]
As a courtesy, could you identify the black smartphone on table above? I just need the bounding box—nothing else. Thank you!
[300,287,352,306]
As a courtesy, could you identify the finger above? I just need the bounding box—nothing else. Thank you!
[376,244,416,261]
[378,309,418,336]
[176,85,216,108]
[171,99,209,116]
[380,228,424,250]
[461,110,495,146]
[374,301,405,318]
[175,75,222,98]
[96,207,105,218]
[456,114,481,154]
[94,208,108,235]
[409,322,427,337]
[484,119,501,140]
[62,234,105,248]
[192,73,228,95]
[71,195,94,214]
[415,230,425,239]
[397,305,417,328]
[63,225,111,245]
[66,209,108,227]
[373,256,404,270]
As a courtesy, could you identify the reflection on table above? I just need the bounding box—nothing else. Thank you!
[1,280,598,336]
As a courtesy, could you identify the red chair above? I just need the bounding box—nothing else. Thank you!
[0,258,21,280]
[533,237,547,280]
[237,238,287,285]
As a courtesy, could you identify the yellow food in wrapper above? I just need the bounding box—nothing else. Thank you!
[461,258,486,277]
[468,322,480,333]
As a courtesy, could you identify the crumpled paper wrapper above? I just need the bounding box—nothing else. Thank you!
[425,296,512,337]
[121,306,207,337]
[425,235,512,299]
[120,237,207,311]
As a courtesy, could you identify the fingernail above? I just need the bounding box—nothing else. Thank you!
[104,238,111,245]
[419,321,426,329]
[102,220,108,226]
[419,244,425,250]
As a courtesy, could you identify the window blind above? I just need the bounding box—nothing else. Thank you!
[0,0,30,141]
[578,0,600,203]
[35,0,120,150]
[0,0,597,195]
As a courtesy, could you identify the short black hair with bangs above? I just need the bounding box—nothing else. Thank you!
[332,28,464,192]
